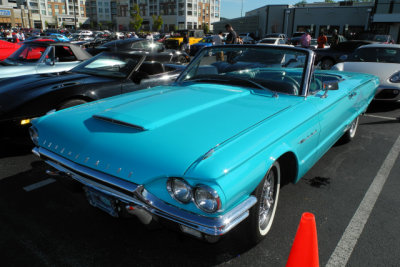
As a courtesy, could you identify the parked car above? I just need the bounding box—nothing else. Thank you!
[314,40,375,69]
[189,36,214,56]
[264,33,288,43]
[164,29,204,50]
[86,38,190,63]
[0,52,185,132]
[49,33,70,42]
[239,33,255,44]
[332,44,400,101]
[289,32,305,45]
[0,40,22,61]
[257,38,288,46]
[0,41,91,79]
[29,45,379,244]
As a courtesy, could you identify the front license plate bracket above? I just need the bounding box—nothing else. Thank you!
[84,187,119,217]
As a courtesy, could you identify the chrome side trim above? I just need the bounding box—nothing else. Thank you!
[33,147,257,236]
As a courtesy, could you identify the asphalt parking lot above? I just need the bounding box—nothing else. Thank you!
[0,101,399,267]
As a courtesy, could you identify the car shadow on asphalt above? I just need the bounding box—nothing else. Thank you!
[367,101,400,113]
[0,136,34,159]
[0,161,258,266]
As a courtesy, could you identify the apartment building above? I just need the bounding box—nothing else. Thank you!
[131,0,220,32]
[15,0,89,29]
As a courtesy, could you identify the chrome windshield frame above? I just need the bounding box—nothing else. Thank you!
[175,44,316,97]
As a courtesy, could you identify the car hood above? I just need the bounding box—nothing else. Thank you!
[0,72,116,113]
[333,62,399,86]
[34,83,300,185]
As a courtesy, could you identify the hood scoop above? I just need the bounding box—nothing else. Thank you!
[92,115,147,131]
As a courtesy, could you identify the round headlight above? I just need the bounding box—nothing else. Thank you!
[389,71,400,83]
[167,178,192,204]
[194,185,221,213]
[29,126,39,146]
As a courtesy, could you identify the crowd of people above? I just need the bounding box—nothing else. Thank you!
[0,28,27,43]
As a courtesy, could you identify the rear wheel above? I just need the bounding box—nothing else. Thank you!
[340,116,359,144]
[57,99,87,110]
[177,55,188,64]
[248,161,280,244]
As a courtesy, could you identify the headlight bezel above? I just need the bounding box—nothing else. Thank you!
[166,177,193,204]
[193,184,221,213]
[389,71,400,83]
[29,126,39,146]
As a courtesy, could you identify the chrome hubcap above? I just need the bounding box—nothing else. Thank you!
[259,168,275,230]
[349,117,358,137]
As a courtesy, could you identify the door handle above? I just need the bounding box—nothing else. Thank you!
[349,92,357,99]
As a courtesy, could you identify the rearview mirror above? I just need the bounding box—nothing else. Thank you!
[45,57,55,66]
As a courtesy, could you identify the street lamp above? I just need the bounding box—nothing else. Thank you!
[73,0,77,29]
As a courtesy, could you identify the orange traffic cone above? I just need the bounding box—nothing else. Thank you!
[286,212,319,267]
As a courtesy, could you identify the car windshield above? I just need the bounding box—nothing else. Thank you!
[71,53,142,78]
[7,44,47,62]
[177,46,309,96]
[199,38,212,43]
[349,47,400,63]
[260,39,276,44]
[373,35,389,42]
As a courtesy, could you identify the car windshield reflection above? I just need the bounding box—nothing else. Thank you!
[6,44,47,63]
[71,52,141,78]
[178,46,308,96]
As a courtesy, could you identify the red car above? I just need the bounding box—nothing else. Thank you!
[0,40,21,61]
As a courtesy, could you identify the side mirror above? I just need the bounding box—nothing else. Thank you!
[339,54,348,61]
[321,81,339,98]
[45,57,55,66]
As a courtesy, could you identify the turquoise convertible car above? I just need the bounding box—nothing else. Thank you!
[30,45,379,243]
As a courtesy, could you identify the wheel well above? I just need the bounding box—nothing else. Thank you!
[277,152,298,186]
[57,95,94,109]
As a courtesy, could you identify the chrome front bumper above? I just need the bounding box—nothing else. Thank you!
[33,147,257,236]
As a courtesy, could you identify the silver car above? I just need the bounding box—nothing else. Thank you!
[0,41,92,79]
[332,43,400,101]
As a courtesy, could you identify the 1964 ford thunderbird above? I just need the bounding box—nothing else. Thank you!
[30,45,379,243]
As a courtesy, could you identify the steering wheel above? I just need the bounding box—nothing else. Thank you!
[281,75,300,90]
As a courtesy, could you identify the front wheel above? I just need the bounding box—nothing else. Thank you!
[248,161,280,244]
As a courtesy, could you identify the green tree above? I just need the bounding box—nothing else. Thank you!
[295,0,307,6]
[203,23,209,34]
[152,15,163,32]
[130,4,143,32]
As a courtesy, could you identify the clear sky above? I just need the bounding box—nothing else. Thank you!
[221,0,300,19]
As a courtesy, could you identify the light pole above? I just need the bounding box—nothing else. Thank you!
[73,0,77,29]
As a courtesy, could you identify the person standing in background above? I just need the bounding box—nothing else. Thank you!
[225,24,237,44]
[300,30,311,49]
[317,31,328,48]
[213,31,224,61]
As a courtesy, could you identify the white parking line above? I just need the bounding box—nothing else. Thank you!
[23,178,56,192]
[326,134,400,267]
[364,114,398,121]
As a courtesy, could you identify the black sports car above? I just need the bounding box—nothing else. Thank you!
[0,52,185,134]
[86,38,190,64]
[314,40,376,69]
